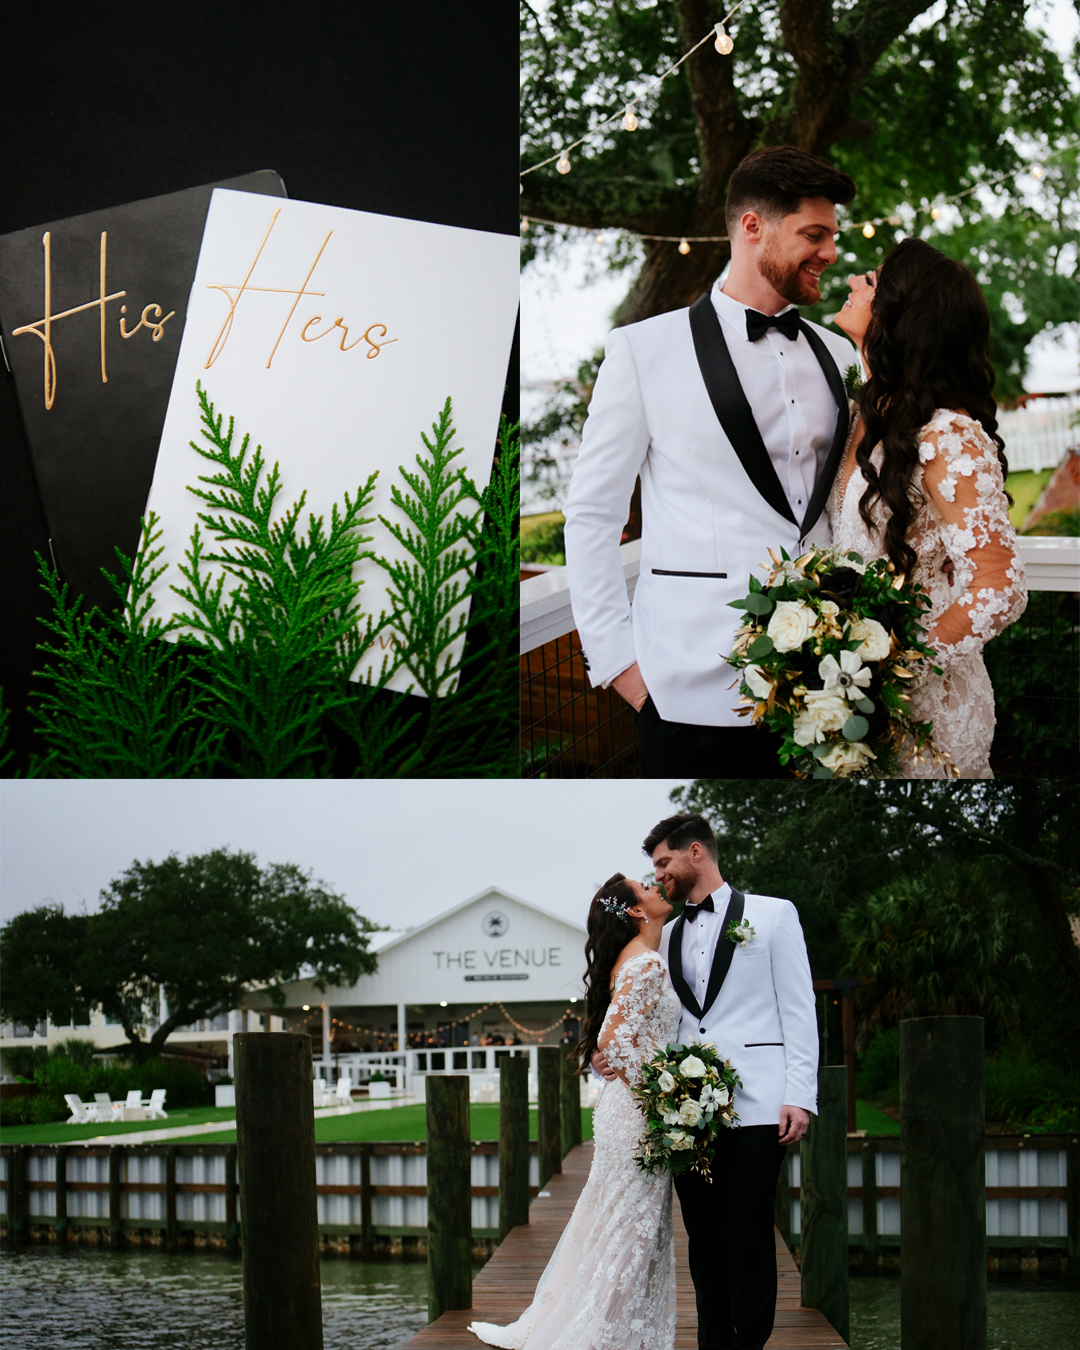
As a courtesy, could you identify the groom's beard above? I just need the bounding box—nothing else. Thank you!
[758,244,822,307]
[659,870,693,904]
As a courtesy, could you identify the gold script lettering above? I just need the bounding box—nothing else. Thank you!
[119,302,175,341]
[299,317,398,358]
[12,231,127,410]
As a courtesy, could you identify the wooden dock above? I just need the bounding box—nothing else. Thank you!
[400,1141,847,1348]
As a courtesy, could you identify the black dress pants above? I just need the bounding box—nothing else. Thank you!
[673,1124,788,1350]
[636,698,789,778]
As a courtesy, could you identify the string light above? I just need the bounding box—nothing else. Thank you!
[930,207,942,220]
[1031,164,1044,179]
[289,997,583,1047]
[714,22,734,55]
[678,237,691,254]
[521,1,749,183]
[862,222,876,238]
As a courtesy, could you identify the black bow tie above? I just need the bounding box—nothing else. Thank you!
[746,308,801,343]
[683,895,715,923]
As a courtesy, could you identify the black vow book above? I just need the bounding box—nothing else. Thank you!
[0,171,287,609]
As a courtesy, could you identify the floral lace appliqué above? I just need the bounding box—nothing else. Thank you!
[828,410,1027,778]
[469,951,682,1350]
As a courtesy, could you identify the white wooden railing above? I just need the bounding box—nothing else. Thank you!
[521,536,1080,655]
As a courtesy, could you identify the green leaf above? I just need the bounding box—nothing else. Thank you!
[748,634,775,660]
[856,697,875,715]
[812,766,834,779]
[843,715,870,741]
[744,592,774,616]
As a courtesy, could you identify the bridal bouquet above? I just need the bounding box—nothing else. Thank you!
[726,546,940,778]
[632,1042,742,1181]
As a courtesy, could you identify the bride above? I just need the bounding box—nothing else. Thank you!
[831,237,1027,777]
[469,874,679,1350]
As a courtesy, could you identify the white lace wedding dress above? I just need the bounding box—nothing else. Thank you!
[469,951,682,1350]
[828,408,1027,777]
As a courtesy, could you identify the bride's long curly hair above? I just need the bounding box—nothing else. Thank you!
[854,238,1009,577]
[576,873,639,1073]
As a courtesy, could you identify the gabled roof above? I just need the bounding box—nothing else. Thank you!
[371,885,586,956]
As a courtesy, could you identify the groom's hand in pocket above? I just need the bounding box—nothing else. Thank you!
[778,1105,810,1144]
[612,662,649,712]
[591,1049,618,1081]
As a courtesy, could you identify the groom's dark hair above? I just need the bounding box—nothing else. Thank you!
[642,813,718,861]
[725,147,856,235]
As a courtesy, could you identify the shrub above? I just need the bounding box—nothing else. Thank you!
[985,1055,1080,1131]
[856,1027,900,1102]
[0,1093,67,1127]
[520,517,565,566]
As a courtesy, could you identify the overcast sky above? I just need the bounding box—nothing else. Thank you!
[0,780,688,931]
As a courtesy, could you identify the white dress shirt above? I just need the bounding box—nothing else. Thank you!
[712,283,839,522]
[680,882,731,1031]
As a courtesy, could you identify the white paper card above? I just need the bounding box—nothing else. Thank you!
[144,189,518,691]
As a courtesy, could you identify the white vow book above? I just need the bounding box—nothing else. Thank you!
[143,188,518,689]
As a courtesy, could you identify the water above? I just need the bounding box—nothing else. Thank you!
[4,1252,1077,1349]
[0,1247,430,1350]
[850,1273,1080,1350]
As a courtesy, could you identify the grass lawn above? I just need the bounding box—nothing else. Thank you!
[1007,468,1054,530]
[0,1104,598,1148]
[0,1105,238,1147]
[856,1099,900,1135]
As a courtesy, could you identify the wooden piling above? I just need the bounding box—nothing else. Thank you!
[359,1144,373,1259]
[108,1147,123,1249]
[8,1146,27,1245]
[1067,1133,1079,1273]
[234,1031,323,1350]
[800,1065,849,1344]
[537,1047,561,1186]
[426,1075,472,1322]
[54,1146,68,1246]
[164,1147,178,1252]
[224,1145,239,1256]
[900,1016,986,1350]
[559,1049,582,1156]
[499,1055,530,1240]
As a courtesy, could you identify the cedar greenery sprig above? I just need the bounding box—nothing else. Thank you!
[29,515,222,777]
[21,386,518,778]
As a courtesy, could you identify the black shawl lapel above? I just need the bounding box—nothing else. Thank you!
[665,911,703,1022]
[700,888,745,1021]
[688,293,797,527]
[796,319,850,537]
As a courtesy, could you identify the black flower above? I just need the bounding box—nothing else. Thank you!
[819,567,863,606]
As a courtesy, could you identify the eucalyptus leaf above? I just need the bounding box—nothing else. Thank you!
[744,592,774,616]
[856,697,875,714]
[748,634,775,660]
[813,766,835,779]
[843,714,870,741]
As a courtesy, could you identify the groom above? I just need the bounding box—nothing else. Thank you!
[563,146,859,777]
[592,812,818,1350]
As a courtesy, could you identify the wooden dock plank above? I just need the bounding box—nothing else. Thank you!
[400,1141,847,1348]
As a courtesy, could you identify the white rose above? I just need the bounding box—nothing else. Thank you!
[847,617,891,662]
[802,689,851,734]
[742,664,773,700]
[819,600,840,619]
[657,1070,675,1093]
[679,1055,706,1078]
[667,1131,694,1151]
[662,1110,681,1126]
[793,709,824,747]
[678,1099,703,1126]
[819,740,877,777]
[766,600,816,653]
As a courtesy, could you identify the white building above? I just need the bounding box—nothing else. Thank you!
[2,887,590,1094]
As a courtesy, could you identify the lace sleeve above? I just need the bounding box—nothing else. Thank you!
[598,953,666,1084]
[917,414,1028,662]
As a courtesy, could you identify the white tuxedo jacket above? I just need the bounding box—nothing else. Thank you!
[658,891,818,1126]
[563,295,857,726]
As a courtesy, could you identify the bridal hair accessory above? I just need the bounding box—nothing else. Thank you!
[598,893,632,915]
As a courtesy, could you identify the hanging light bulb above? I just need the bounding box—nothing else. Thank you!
[678,237,691,255]
[930,206,942,220]
[596,232,606,245]
[887,216,903,226]
[622,107,639,132]
[520,217,530,232]
[862,222,876,238]
[1031,164,1044,179]
[556,150,571,175]
[713,22,734,54]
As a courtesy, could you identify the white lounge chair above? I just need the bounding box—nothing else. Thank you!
[313,1077,333,1108]
[144,1089,168,1120]
[123,1090,143,1110]
[94,1092,119,1120]
[64,1094,97,1124]
[334,1076,354,1103]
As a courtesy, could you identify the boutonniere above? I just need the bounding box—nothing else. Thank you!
[842,362,864,396]
[726,919,756,946]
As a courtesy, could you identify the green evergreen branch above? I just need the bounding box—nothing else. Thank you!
[29,516,223,777]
